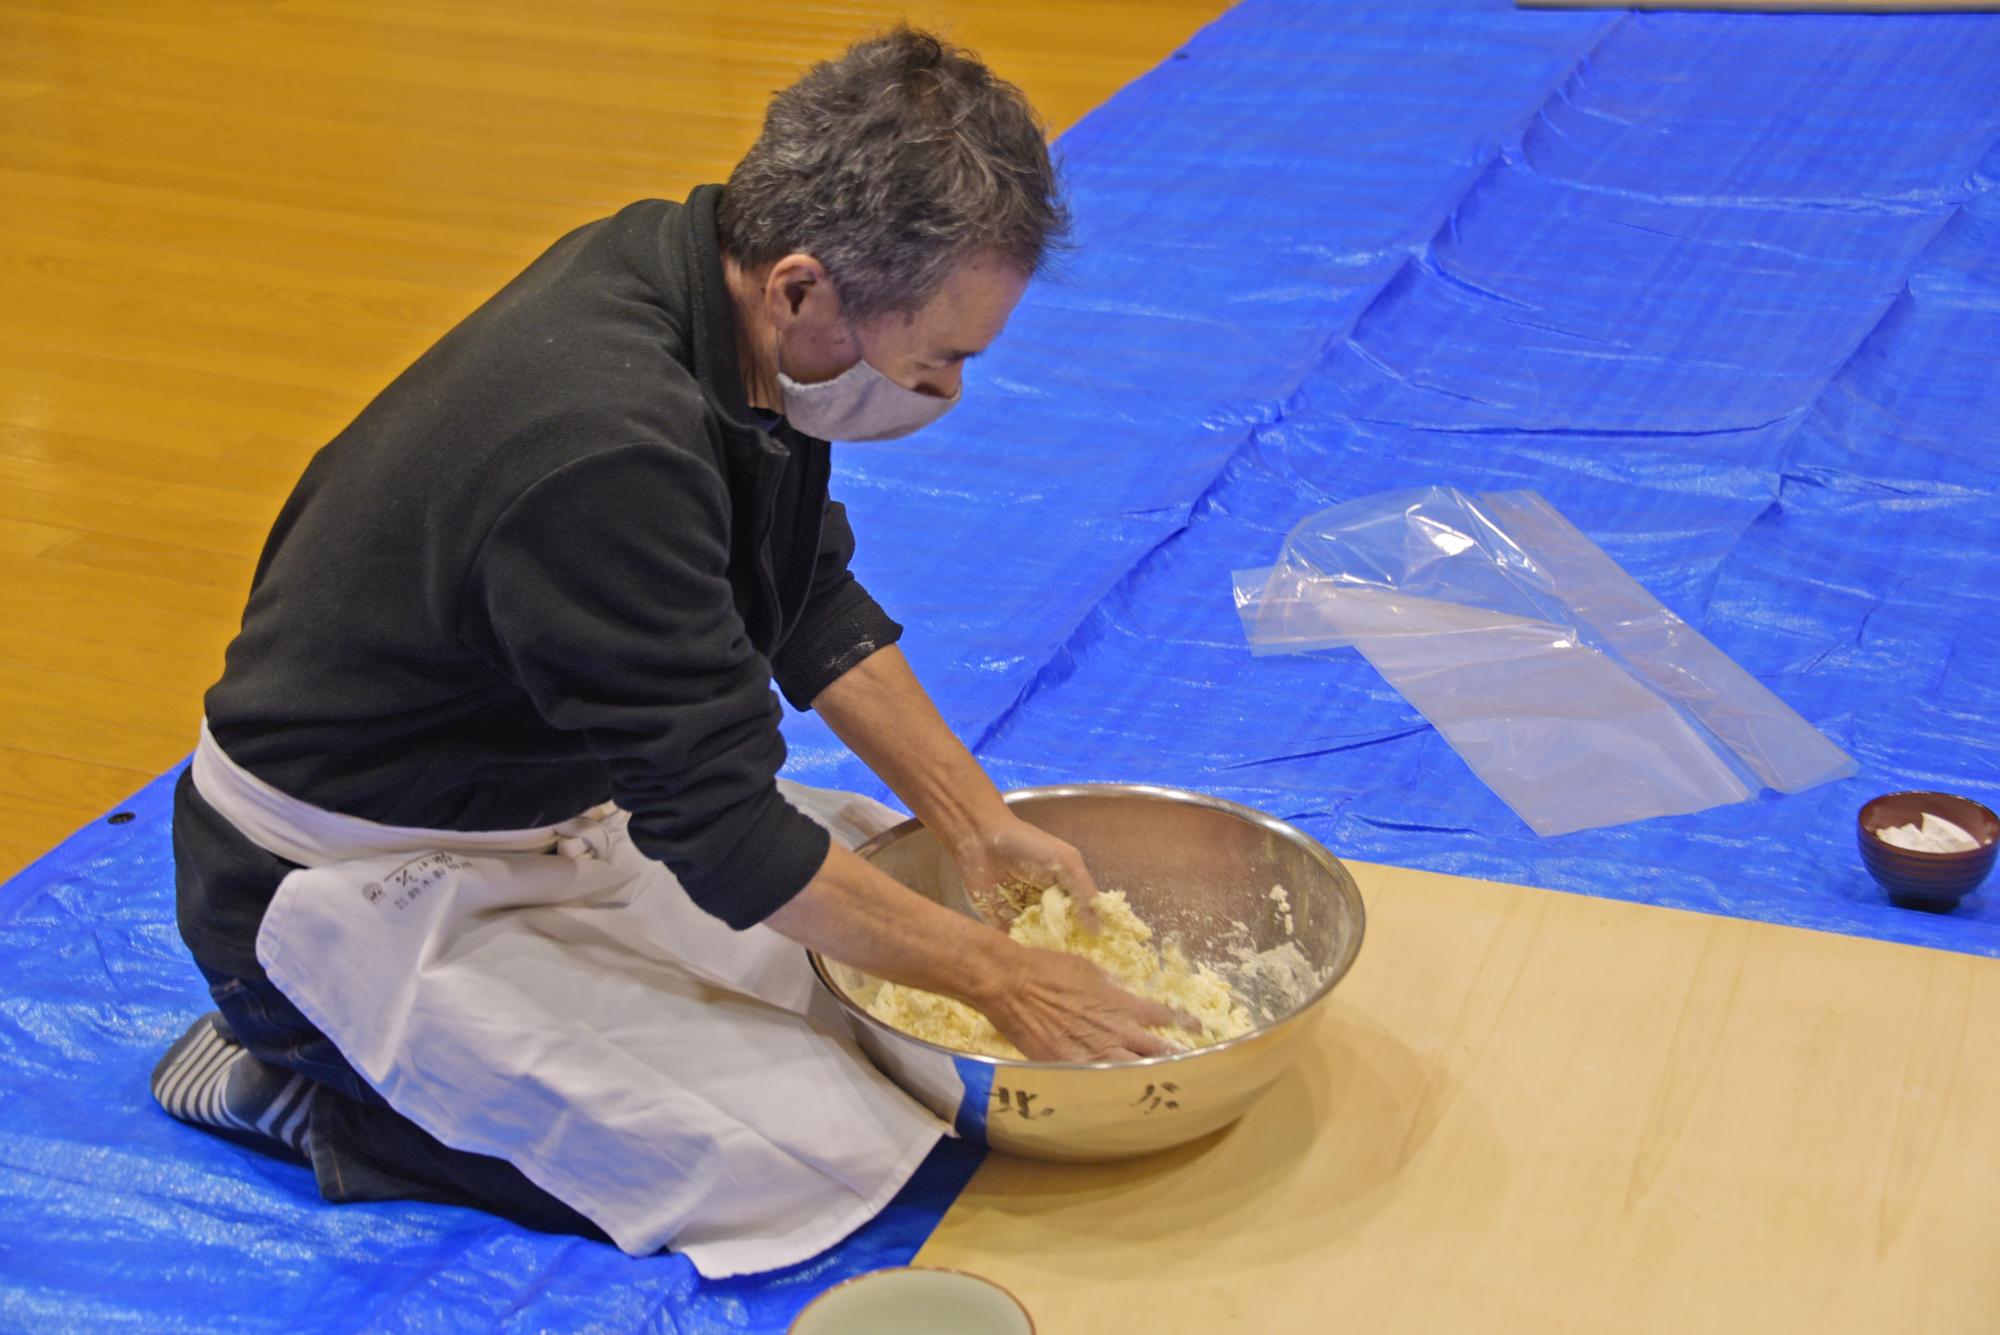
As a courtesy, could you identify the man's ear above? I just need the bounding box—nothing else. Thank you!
[768,253,832,324]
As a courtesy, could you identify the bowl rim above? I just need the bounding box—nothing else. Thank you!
[788,1265,1034,1333]
[807,781,1368,1072]
[1856,790,1999,856]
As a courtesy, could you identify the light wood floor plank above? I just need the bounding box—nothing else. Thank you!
[0,1,1229,878]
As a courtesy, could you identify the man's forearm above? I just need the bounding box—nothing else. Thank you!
[765,841,1013,1006]
[809,644,1008,859]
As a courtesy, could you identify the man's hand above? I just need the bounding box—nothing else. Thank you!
[981,947,1196,1062]
[812,648,1093,925]
[953,813,1103,928]
[768,844,1200,1064]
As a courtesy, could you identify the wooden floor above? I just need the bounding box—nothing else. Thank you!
[0,0,1229,881]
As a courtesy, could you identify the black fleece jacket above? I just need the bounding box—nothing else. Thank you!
[203,186,900,930]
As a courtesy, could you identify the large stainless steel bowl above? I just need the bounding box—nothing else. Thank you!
[809,784,1366,1161]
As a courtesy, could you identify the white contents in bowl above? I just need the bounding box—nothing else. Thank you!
[863,886,1254,1060]
[1268,883,1294,935]
[1877,812,1982,854]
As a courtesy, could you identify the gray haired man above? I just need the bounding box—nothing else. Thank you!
[152,27,1190,1246]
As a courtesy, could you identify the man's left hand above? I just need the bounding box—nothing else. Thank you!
[953,814,1103,930]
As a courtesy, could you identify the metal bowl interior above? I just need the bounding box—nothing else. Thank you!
[809,784,1366,1159]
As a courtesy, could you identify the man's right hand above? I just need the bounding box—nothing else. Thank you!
[768,842,1197,1064]
[979,946,1197,1063]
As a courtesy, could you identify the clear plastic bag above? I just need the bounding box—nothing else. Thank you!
[1234,487,1856,837]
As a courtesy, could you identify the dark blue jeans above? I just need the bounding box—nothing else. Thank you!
[172,771,609,1242]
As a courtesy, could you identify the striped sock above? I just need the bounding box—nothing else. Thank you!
[151,1012,316,1158]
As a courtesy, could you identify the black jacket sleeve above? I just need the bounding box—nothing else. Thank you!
[463,443,830,929]
[770,498,904,710]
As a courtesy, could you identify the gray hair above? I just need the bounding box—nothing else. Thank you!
[717,27,1071,321]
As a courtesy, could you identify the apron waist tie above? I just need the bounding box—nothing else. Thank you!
[191,720,617,868]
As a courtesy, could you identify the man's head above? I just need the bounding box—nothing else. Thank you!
[719,27,1068,422]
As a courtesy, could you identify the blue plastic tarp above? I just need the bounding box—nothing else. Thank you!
[791,4,2000,959]
[5,1,1999,1329]
[0,765,982,1333]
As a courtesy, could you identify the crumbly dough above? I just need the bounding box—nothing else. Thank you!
[864,886,1254,1060]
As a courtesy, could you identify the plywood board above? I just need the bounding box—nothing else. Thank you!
[918,862,2000,1333]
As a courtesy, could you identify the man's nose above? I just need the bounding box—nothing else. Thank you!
[912,364,963,400]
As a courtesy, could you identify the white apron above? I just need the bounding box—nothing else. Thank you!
[192,722,956,1278]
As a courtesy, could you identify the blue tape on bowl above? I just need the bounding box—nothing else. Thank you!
[953,1056,996,1143]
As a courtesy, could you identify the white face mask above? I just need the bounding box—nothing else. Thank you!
[775,321,960,442]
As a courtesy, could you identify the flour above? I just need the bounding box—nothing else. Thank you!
[1217,938,1321,1023]
[863,886,1255,1060]
[1209,883,1329,1024]
[1879,812,1983,854]
[1268,883,1294,935]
